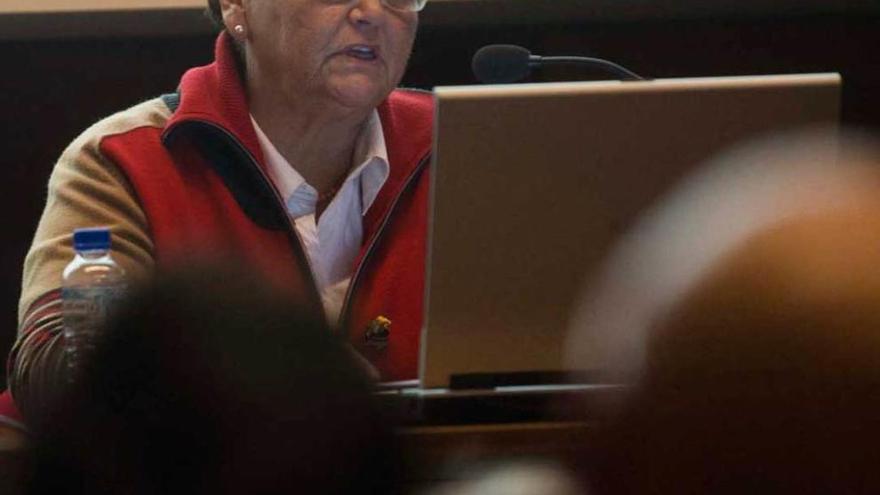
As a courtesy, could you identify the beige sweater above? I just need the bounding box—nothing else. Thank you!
[11,98,167,422]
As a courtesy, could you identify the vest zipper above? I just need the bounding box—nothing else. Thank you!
[337,152,432,337]
[165,120,328,323]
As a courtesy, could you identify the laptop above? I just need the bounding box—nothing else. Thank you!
[417,74,841,391]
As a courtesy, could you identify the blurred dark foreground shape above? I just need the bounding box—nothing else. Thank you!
[567,130,880,494]
[26,266,401,495]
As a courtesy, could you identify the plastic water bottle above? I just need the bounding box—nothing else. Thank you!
[62,227,126,383]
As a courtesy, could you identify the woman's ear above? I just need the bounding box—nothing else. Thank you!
[219,0,248,40]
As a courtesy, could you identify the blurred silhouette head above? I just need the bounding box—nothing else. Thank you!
[30,266,399,495]
[567,130,880,493]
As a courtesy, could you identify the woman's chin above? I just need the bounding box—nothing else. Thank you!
[326,76,390,110]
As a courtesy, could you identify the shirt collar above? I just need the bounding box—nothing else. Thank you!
[353,111,390,215]
[251,111,389,218]
[250,115,307,204]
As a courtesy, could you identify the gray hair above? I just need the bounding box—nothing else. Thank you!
[206,0,223,29]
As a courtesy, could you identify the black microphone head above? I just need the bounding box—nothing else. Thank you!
[471,44,533,84]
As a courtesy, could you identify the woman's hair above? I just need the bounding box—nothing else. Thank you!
[206,0,223,29]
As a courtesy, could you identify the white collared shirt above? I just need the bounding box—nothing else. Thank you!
[251,112,390,326]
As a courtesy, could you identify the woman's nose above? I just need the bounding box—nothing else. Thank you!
[349,0,387,28]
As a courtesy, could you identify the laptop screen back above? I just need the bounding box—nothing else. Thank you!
[421,74,840,389]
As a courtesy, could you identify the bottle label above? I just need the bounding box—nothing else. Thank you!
[62,285,126,325]
[63,284,127,382]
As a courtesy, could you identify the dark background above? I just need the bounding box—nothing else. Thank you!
[1,5,878,388]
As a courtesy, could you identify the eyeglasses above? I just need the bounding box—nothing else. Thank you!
[322,0,427,13]
[381,0,428,12]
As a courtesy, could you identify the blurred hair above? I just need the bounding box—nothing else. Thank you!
[598,210,880,494]
[567,130,880,494]
[28,266,401,495]
[429,461,583,495]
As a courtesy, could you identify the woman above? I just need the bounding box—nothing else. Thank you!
[9,0,433,425]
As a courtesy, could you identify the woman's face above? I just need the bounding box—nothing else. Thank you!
[242,0,418,112]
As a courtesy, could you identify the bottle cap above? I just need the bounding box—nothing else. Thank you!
[73,227,111,251]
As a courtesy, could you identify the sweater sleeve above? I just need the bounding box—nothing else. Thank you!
[9,122,156,425]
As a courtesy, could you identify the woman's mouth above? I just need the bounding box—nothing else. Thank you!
[343,45,379,61]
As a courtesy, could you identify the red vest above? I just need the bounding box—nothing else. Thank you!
[103,34,433,381]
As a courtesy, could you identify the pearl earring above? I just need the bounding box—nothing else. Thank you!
[233,24,245,35]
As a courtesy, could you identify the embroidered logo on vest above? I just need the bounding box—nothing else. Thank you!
[364,316,391,350]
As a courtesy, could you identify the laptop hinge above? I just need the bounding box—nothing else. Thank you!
[448,369,602,390]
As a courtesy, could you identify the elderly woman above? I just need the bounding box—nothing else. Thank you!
[8,0,432,424]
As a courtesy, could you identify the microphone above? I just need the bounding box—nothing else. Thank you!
[471,44,645,84]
